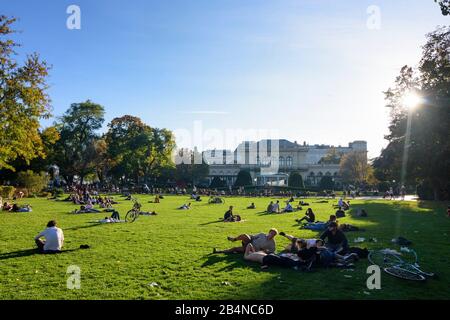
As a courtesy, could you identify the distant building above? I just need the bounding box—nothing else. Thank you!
[202,139,367,187]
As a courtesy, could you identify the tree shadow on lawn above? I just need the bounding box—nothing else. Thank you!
[65,222,111,231]
[0,248,80,260]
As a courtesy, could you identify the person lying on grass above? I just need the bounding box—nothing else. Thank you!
[96,216,126,223]
[72,203,101,214]
[299,214,337,231]
[213,228,278,254]
[278,232,317,253]
[140,211,158,215]
[2,202,13,211]
[34,220,64,254]
[11,204,32,212]
[223,205,241,222]
[243,243,300,270]
[178,203,191,210]
[320,222,349,254]
[247,202,256,209]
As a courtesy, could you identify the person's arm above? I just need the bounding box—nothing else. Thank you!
[34,230,45,241]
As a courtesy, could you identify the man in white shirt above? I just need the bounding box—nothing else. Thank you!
[34,220,64,254]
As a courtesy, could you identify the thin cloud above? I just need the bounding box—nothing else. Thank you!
[183,111,229,115]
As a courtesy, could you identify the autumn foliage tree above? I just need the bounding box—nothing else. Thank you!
[0,16,52,170]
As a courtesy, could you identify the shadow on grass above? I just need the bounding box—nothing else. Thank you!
[201,253,254,272]
[199,220,223,226]
[0,248,81,260]
[65,222,106,231]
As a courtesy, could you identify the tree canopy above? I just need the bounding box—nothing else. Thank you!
[0,16,52,171]
[373,26,450,200]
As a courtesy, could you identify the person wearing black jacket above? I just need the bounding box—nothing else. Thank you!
[320,222,349,253]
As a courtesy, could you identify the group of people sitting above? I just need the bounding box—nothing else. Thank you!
[2,202,32,212]
[213,225,361,270]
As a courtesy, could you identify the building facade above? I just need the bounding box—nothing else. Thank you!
[202,139,367,187]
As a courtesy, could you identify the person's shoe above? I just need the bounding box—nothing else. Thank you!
[261,265,269,270]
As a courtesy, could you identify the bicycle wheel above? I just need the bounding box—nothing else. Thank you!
[125,210,138,223]
[368,250,403,268]
[384,267,426,281]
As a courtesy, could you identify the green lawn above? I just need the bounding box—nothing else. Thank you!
[0,195,448,300]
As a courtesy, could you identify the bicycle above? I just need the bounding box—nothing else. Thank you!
[368,248,434,281]
[125,198,142,223]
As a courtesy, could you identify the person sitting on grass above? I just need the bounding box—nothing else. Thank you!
[320,222,349,254]
[296,208,316,223]
[34,220,64,254]
[213,228,278,254]
[299,200,309,206]
[178,203,191,210]
[282,202,294,213]
[315,239,357,267]
[223,205,241,222]
[266,201,274,213]
[247,202,256,209]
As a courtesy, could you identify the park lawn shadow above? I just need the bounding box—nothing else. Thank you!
[199,219,223,226]
[201,253,260,272]
[0,248,81,260]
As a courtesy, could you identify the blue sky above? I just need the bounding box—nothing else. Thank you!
[2,0,448,158]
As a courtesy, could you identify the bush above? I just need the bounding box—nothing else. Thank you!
[234,170,253,187]
[210,177,227,189]
[0,186,16,199]
[319,176,335,190]
[51,188,65,197]
[288,172,305,189]
[16,170,49,196]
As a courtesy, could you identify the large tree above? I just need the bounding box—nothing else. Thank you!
[234,170,253,187]
[105,115,175,184]
[374,26,450,200]
[174,148,209,185]
[0,16,52,171]
[288,171,305,188]
[339,151,370,185]
[52,100,105,184]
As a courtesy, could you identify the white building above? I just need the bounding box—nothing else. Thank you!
[202,139,367,187]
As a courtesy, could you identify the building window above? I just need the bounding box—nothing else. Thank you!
[279,156,285,167]
[286,156,293,167]
[325,172,331,176]
[318,171,323,177]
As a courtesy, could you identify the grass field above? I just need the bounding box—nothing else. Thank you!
[0,195,448,300]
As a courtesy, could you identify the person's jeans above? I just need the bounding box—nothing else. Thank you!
[35,239,45,253]
[326,243,343,253]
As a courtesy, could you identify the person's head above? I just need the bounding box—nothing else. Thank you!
[276,200,279,203]
[298,239,307,249]
[47,220,57,228]
[268,228,278,239]
[316,239,325,247]
[229,205,233,210]
[328,221,338,233]
[329,214,337,222]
